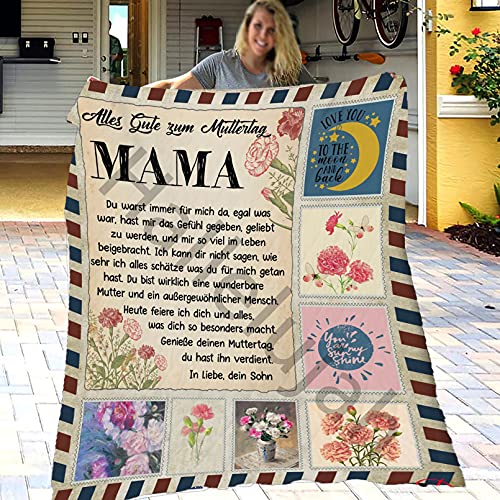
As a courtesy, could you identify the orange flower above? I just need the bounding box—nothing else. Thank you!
[320,441,351,463]
[364,410,400,431]
[339,422,373,445]
[321,412,343,435]
[375,436,401,461]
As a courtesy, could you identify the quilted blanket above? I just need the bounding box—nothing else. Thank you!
[52,74,464,499]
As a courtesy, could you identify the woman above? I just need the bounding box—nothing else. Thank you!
[148,0,314,90]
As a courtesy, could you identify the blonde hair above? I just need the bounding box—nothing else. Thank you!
[234,0,302,87]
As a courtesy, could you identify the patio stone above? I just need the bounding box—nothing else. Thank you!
[0,221,499,499]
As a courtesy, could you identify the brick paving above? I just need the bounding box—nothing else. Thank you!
[0,221,498,500]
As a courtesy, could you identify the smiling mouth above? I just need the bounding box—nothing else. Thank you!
[255,40,267,48]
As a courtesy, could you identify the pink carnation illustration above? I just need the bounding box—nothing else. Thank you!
[181,403,216,464]
[339,422,374,445]
[304,213,376,294]
[347,260,374,284]
[138,344,155,360]
[375,435,401,461]
[277,108,305,140]
[364,411,400,431]
[123,318,142,341]
[321,412,344,435]
[317,246,350,276]
[325,211,343,235]
[87,310,163,390]
[154,354,167,371]
[243,113,302,231]
[244,135,279,177]
[98,307,123,328]
[317,406,403,467]
[320,441,351,463]
[192,403,214,420]
[181,422,205,436]
[261,187,272,201]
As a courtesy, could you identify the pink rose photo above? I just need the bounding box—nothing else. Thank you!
[75,401,166,480]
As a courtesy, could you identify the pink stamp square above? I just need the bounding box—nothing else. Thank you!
[301,306,401,392]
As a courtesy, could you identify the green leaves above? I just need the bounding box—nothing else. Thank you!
[282,191,294,207]
[269,192,289,216]
[447,28,500,131]
[187,431,196,448]
[205,427,213,436]
[149,450,162,473]
[266,154,297,229]
[111,354,126,370]
[96,365,106,379]
[184,417,193,428]
[459,201,500,226]
[142,379,155,389]
[270,158,294,177]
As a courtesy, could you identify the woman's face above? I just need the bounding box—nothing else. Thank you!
[246,7,276,59]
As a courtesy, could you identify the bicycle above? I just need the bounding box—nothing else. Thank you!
[332,0,409,49]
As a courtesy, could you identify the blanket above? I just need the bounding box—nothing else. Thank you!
[52,74,464,499]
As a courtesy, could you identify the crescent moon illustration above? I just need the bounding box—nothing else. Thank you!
[327,122,380,192]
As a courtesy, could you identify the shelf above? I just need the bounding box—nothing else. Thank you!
[0,56,61,114]
[2,57,61,64]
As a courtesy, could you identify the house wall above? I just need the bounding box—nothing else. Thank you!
[0,0,95,146]
[288,0,419,205]
[426,0,499,230]
[165,0,249,78]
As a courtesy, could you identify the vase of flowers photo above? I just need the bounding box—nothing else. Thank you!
[240,406,293,463]
[256,438,277,462]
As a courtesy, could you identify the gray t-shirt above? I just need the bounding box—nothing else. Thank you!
[192,49,315,90]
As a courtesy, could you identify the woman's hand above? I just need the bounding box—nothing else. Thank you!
[145,72,203,90]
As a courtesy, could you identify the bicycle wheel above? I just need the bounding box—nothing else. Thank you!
[373,0,408,49]
[333,0,361,46]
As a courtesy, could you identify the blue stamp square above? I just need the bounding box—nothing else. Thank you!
[303,100,394,197]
